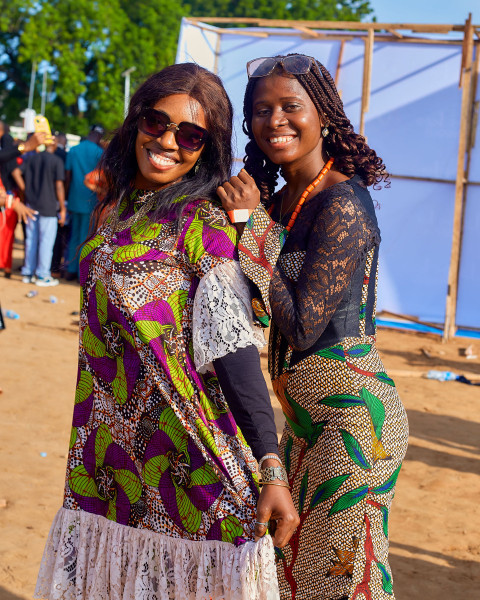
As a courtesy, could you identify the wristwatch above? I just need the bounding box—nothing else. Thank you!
[17,143,26,154]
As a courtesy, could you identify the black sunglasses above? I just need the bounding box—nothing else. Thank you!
[247,55,317,79]
[138,107,209,152]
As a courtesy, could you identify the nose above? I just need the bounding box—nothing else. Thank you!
[268,108,288,129]
[157,125,179,150]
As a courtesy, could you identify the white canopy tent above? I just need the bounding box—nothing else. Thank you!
[176,17,480,339]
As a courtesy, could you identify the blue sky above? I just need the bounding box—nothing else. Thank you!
[369,0,476,24]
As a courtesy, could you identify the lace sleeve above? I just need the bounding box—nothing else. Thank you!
[192,260,266,373]
[271,192,380,351]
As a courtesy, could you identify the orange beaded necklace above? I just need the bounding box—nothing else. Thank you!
[273,157,335,232]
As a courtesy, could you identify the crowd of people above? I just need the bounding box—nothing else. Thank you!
[0,122,105,286]
[3,55,408,600]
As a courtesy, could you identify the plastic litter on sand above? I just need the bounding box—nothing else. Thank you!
[5,310,19,320]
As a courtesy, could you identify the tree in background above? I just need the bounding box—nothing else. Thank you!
[185,0,373,22]
[0,0,372,135]
[1,0,183,134]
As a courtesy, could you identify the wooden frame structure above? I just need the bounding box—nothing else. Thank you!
[185,16,480,340]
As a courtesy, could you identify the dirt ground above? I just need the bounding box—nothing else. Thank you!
[0,235,479,600]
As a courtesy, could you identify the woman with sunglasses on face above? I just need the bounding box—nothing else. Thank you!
[35,63,298,600]
[218,55,408,600]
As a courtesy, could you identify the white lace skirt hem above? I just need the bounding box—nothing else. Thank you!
[192,261,265,374]
[34,507,279,600]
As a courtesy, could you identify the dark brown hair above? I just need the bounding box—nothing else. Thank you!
[243,55,388,201]
[91,63,233,230]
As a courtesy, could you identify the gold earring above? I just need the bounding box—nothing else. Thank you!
[321,125,329,138]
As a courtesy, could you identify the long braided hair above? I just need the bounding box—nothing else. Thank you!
[243,55,388,202]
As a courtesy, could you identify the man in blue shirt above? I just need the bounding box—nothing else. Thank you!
[65,125,104,280]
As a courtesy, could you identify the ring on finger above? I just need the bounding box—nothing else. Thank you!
[255,521,269,527]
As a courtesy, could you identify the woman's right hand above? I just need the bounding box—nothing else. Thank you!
[255,480,299,548]
[217,169,261,234]
[217,169,261,214]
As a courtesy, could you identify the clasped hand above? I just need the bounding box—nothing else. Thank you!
[217,169,261,214]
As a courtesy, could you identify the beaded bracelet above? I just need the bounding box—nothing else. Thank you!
[258,453,282,471]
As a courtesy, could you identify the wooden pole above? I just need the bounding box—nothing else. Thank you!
[186,17,469,35]
[293,25,321,38]
[360,29,374,137]
[443,16,475,340]
[183,19,469,46]
[387,28,403,39]
[335,40,345,88]
[213,31,221,74]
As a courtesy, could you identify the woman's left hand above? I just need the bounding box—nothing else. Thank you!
[255,483,299,548]
[217,169,261,213]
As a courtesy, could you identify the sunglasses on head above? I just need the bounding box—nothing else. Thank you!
[246,54,317,79]
[138,107,209,152]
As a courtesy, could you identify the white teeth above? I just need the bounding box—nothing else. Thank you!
[269,136,294,144]
[147,149,176,166]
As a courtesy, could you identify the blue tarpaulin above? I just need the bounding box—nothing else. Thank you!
[176,20,479,332]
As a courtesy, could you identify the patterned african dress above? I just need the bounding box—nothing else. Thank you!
[238,176,409,600]
[35,194,279,600]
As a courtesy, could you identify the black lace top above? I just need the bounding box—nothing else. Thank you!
[238,175,381,374]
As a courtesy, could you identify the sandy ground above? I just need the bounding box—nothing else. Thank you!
[0,234,479,600]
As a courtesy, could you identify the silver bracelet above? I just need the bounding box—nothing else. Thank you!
[258,453,282,471]
[260,465,289,485]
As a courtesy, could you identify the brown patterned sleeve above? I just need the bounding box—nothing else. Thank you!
[238,203,287,320]
[270,192,380,351]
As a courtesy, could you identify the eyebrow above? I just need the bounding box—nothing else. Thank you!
[253,96,303,106]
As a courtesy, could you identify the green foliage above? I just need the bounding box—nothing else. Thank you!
[186,0,373,21]
[0,0,373,133]
[0,0,183,133]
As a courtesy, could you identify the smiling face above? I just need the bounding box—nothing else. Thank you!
[251,74,324,169]
[134,94,207,190]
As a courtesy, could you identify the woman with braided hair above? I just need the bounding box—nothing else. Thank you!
[217,55,408,599]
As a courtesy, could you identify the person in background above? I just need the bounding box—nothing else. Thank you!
[0,124,45,278]
[54,131,68,163]
[0,186,37,222]
[0,127,45,165]
[64,124,104,281]
[20,137,66,286]
[51,132,70,278]
[0,186,38,391]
